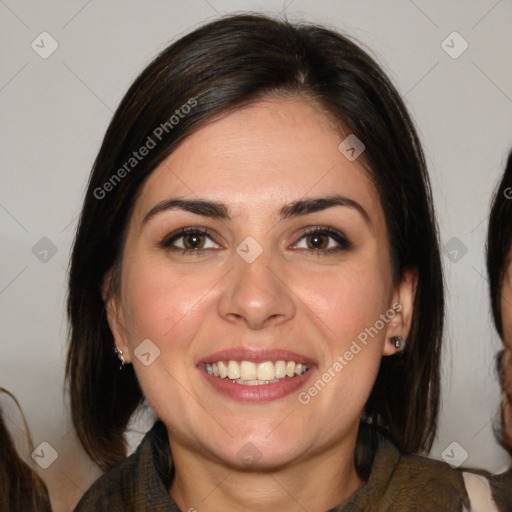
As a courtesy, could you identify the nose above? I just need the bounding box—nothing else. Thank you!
[217,252,296,330]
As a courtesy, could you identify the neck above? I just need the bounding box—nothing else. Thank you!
[168,435,365,512]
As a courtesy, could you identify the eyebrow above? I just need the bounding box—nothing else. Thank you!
[143,199,229,224]
[142,195,370,225]
[280,195,370,224]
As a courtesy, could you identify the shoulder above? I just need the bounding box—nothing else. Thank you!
[391,452,506,512]
[390,451,471,508]
[346,439,472,511]
[73,449,140,510]
[488,467,512,512]
[73,421,174,511]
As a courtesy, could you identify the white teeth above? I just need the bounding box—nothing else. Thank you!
[240,361,257,380]
[257,361,275,380]
[218,361,228,378]
[275,360,287,379]
[233,378,280,385]
[205,359,310,383]
[227,360,240,379]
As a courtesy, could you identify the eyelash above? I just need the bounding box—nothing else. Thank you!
[159,226,352,256]
[294,226,352,255]
[159,227,218,256]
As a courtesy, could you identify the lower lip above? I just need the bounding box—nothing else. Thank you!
[200,366,315,402]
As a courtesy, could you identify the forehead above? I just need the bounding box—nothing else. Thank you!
[134,97,381,221]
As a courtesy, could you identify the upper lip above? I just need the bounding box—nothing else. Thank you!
[197,347,315,366]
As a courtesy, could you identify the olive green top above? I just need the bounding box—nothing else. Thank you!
[74,420,507,511]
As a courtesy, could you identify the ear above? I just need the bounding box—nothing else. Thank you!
[382,268,418,356]
[102,270,132,364]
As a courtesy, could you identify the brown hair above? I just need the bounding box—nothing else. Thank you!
[0,387,52,511]
[66,13,444,476]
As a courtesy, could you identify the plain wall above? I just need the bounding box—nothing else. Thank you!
[1,1,511,510]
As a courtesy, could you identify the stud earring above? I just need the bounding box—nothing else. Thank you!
[114,347,126,370]
[390,336,405,351]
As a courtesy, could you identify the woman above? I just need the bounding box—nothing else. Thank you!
[486,148,512,511]
[0,387,52,511]
[67,13,477,511]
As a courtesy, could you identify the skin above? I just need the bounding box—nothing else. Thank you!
[105,96,416,512]
[499,259,512,448]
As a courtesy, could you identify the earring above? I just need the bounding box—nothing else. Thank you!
[114,347,126,370]
[390,336,405,351]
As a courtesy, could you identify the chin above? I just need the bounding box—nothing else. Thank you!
[217,443,304,472]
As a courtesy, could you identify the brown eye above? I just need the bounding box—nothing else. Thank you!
[183,233,206,249]
[293,227,352,254]
[306,233,329,250]
[160,227,221,253]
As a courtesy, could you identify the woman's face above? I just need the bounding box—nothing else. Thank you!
[499,257,512,444]
[106,96,415,469]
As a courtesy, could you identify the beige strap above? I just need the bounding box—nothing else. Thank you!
[462,472,499,512]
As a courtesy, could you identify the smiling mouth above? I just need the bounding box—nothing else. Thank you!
[205,360,310,385]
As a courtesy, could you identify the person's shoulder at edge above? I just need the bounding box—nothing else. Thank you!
[385,447,508,512]
[489,466,512,512]
[73,421,174,511]
[336,437,508,512]
[73,446,140,510]
[340,438,471,511]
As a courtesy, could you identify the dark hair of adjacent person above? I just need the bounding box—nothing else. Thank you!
[487,148,512,454]
[0,388,52,512]
[66,13,444,478]
[487,149,512,338]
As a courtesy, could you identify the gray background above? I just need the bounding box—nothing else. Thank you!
[1,1,511,510]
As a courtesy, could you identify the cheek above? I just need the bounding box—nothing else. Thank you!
[292,258,391,415]
[119,260,220,420]
[502,313,512,353]
[503,349,512,401]
[121,259,218,345]
[296,260,390,346]
[501,272,512,351]
[503,350,512,445]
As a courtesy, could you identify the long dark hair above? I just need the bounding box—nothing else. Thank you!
[486,148,512,453]
[0,388,52,511]
[66,13,444,475]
